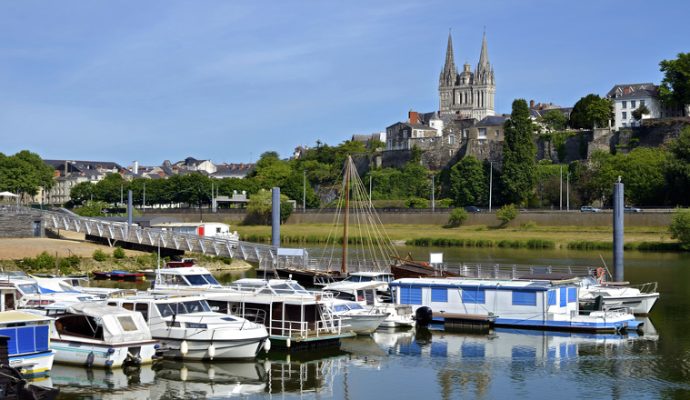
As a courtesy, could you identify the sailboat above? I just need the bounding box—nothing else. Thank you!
[268,156,452,285]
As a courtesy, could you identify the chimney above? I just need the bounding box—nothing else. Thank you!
[529,100,535,109]
[408,111,420,125]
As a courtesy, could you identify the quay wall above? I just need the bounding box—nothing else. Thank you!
[0,209,43,238]
[141,209,673,227]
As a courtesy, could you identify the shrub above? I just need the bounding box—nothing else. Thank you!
[113,247,126,259]
[520,221,537,230]
[496,204,519,227]
[93,249,108,262]
[446,208,468,228]
[405,197,429,209]
[670,208,690,250]
[22,251,56,270]
[436,198,453,208]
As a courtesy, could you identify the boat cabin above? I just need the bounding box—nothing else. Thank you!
[342,272,394,284]
[323,281,388,306]
[154,266,222,289]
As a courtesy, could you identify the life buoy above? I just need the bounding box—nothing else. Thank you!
[595,267,606,283]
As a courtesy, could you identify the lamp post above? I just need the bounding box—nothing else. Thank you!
[489,161,493,212]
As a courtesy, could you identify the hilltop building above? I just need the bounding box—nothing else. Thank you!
[439,31,495,120]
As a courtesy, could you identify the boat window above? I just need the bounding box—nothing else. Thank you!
[364,290,375,305]
[333,304,349,312]
[360,276,372,282]
[185,275,210,286]
[207,300,228,313]
[288,283,310,294]
[271,283,291,294]
[122,303,134,311]
[326,290,355,301]
[18,284,40,295]
[347,302,365,310]
[117,316,138,332]
[203,275,220,285]
[162,274,187,286]
[221,316,237,322]
[135,303,149,321]
[173,300,211,314]
[157,303,175,317]
[56,315,103,340]
[356,290,365,302]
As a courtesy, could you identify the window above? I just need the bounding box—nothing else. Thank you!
[547,290,556,306]
[622,111,627,120]
[512,291,537,306]
[117,316,138,332]
[622,101,627,109]
[400,286,422,305]
[631,100,636,108]
[135,303,149,321]
[478,128,487,140]
[461,288,485,304]
[560,287,566,307]
[567,287,577,303]
[431,287,448,303]
[640,100,646,107]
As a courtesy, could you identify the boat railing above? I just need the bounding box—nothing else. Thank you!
[444,263,596,279]
[633,281,659,294]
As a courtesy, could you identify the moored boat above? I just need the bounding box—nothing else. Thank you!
[390,277,643,333]
[577,275,659,315]
[107,294,270,360]
[48,303,158,368]
[328,300,389,334]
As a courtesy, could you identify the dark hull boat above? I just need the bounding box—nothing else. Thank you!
[391,255,458,280]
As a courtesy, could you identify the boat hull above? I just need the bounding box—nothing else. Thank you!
[9,350,54,377]
[51,338,158,368]
[155,337,268,360]
[602,294,659,315]
[341,314,387,334]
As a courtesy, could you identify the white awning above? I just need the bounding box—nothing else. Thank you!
[0,191,18,197]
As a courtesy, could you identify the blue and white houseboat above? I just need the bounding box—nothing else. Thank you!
[390,278,643,333]
[0,287,54,377]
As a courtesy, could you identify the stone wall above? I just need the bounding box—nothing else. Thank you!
[0,209,43,238]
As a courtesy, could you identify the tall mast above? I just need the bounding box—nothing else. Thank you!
[341,156,351,275]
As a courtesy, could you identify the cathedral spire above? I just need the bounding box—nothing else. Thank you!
[478,30,490,68]
[440,30,457,86]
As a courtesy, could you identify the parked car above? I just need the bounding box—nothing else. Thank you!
[580,206,602,213]
[465,206,482,213]
[624,205,642,213]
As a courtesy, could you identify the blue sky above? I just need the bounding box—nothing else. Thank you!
[1,1,689,166]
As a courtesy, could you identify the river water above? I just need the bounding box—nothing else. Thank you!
[53,248,690,399]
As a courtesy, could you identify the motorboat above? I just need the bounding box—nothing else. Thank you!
[93,270,145,281]
[48,302,158,368]
[577,276,659,314]
[323,281,414,329]
[328,300,388,334]
[150,266,353,351]
[0,275,100,309]
[31,275,132,299]
[390,277,644,333]
[106,294,270,360]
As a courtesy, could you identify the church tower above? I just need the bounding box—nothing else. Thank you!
[438,31,495,120]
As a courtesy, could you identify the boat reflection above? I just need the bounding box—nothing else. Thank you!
[152,360,267,398]
[50,364,155,399]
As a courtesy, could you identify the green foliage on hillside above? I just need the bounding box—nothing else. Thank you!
[0,150,54,198]
[501,99,537,205]
[569,94,613,129]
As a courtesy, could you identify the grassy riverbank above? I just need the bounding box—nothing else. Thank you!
[235,223,682,251]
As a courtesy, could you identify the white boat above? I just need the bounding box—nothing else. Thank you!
[390,277,644,333]
[50,363,155,400]
[577,276,659,314]
[106,294,270,360]
[49,303,158,368]
[151,266,353,351]
[32,275,131,299]
[328,300,388,334]
[0,274,100,309]
[323,281,414,329]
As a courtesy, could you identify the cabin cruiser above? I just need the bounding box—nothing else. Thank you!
[32,275,132,299]
[46,302,158,368]
[0,275,100,309]
[577,276,659,314]
[151,266,353,351]
[107,294,269,360]
[390,277,644,333]
[328,300,388,334]
[323,281,414,328]
[0,286,55,377]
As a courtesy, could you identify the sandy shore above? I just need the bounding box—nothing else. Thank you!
[0,237,147,260]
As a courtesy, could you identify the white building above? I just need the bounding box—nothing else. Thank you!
[607,83,662,130]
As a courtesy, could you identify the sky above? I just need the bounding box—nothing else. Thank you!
[1,0,689,167]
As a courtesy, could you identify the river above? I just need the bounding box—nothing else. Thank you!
[52,248,690,399]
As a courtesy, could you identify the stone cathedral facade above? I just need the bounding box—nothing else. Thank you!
[439,32,495,120]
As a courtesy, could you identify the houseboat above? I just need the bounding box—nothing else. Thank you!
[48,303,158,368]
[107,294,269,360]
[390,277,643,333]
[151,267,354,351]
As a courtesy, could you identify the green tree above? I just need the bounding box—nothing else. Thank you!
[0,150,54,199]
[501,99,537,205]
[446,208,468,228]
[669,208,690,250]
[569,94,613,129]
[449,156,486,206]
[631,104,651,121]
[69,182,95,206]
[94,173,127,205]
[659,53,690,113]
[245,189,293,225]
[74,200,109,217]
[540,109,568,131]
[664,126,690,206]
[496,204,518,227]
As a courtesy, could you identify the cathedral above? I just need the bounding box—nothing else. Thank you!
[439,31,495,120]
